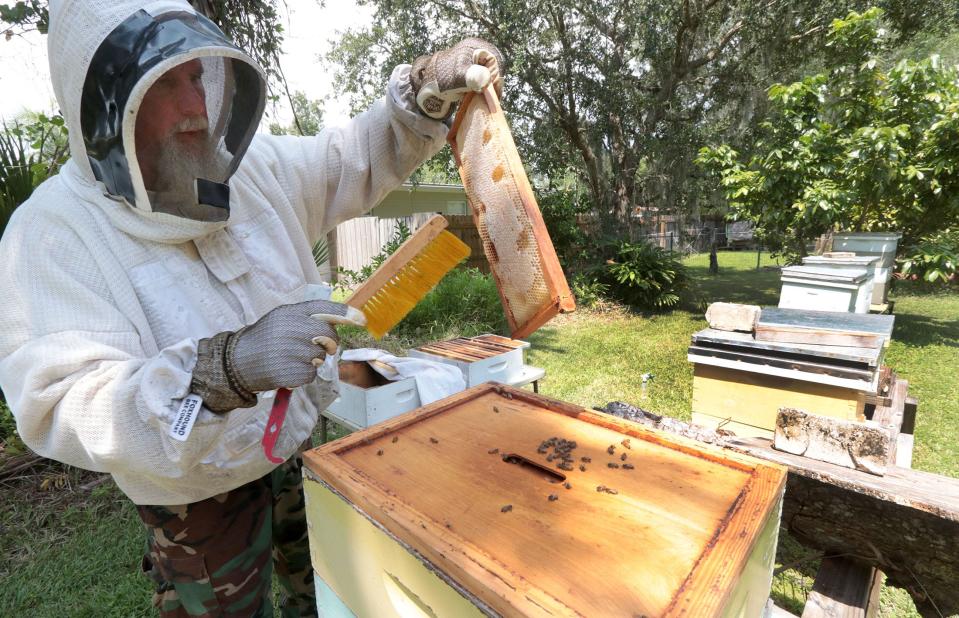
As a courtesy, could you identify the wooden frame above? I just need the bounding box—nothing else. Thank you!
[305,383,786,617]
[448,87,575,339]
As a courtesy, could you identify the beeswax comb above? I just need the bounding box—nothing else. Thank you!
[448,85,575,339]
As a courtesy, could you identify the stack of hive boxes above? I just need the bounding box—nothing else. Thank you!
[689,307,895,438]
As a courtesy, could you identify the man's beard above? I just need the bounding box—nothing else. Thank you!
[149,123,232,222]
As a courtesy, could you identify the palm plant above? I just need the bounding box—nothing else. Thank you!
[0,115,69,237]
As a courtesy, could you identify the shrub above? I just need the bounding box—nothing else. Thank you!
[898,229,959,284]
[0,114,69,237]
[392,267,507,339]
[539,189,592,267]
[590,241,690,310]
[1,399,26,456]
[570,272,608,309]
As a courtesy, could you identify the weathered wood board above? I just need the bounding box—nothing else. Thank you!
[304,384,786,617]
[692,328,882,368]
[756,308,894,348]
[597,399,959,618]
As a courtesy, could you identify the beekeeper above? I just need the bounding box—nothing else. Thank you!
[0,1,502,615]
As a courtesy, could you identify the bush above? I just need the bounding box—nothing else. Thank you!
[1,399,26,456]
[0,114,69,237]
[590,241,690,310]
[539,189,592,267]
[392,267,507,339]
[898,229,959,284]
[570,272,608,309]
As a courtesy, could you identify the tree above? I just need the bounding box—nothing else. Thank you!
[269,90,324,136]
[325,0,958,233]
[698,8,959,258]
[1,1,289,93]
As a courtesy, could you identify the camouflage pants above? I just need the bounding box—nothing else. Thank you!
[137,452,315,617]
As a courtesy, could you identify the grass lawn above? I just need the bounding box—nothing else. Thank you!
[2,250,956,616]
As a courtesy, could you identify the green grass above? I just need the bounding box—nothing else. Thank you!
[0,469,152,616]
[2,250,955,616]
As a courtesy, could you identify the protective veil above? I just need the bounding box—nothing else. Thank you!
[0,0,447,505]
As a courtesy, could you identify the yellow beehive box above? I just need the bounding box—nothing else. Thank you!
[303,383,786,617]
[692,364,866,439]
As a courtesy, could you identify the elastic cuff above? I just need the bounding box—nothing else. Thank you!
[190,331,258,414]
[388,64,452,137]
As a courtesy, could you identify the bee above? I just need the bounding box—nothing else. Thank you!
[377,450,384,456]
[607,445,616,455]
[579,464,587,472]
[620,453,628,461]
[581,456,592,463]
[488,448,499,455]
[621,439,632,449]
[558,463,573,471]
[548,494,558,502]
[493,406,500,413]
[623,463,635,470]
[501,505,513,513]
[564,482,572,490]
[392,436,399,444]
[607,462,620,469]
[430,437,439,444]
[546,454,555,462]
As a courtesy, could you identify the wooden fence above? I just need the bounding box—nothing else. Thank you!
[325,213,489,278]
[444,215,490,273]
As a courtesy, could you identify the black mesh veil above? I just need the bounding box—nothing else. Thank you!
[80,9,266,220]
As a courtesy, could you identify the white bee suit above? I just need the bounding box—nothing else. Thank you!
[0,0,446,505]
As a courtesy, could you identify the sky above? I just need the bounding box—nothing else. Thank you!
[0,0,374,127]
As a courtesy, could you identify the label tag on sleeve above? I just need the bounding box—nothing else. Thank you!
[169,394,203,442]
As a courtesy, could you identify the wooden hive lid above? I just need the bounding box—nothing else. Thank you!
[304,384,786,617]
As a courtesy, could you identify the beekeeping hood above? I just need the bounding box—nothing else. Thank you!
[48,0,266,221]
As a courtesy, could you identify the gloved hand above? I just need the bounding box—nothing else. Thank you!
[410,37,504,120]
[190,300,366,413]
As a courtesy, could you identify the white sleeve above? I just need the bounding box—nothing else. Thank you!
[246,64,448,245]
[0,221,228,479]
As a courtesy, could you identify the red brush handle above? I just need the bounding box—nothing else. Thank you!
[262,388,292,464]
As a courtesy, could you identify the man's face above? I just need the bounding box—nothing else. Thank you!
[134,59,209,190]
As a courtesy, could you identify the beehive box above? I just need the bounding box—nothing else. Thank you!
[691,364,866,439]
[407,334,544,388]
[303,384,786,617]
[832,232,902,304]
[778,265,872,313]
[323,361,425,431]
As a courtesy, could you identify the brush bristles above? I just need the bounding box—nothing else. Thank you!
[359,231,471,339]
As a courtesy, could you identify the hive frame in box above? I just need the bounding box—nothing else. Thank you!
[448,86,575,339]
[407,333,544,389]
[304,383,786,617]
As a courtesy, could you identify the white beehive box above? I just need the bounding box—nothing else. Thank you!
[832,232,902,305]
[324,376,422,431]
[779,265,872,313]
[407,334,544,388]
[801,254,877,312]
